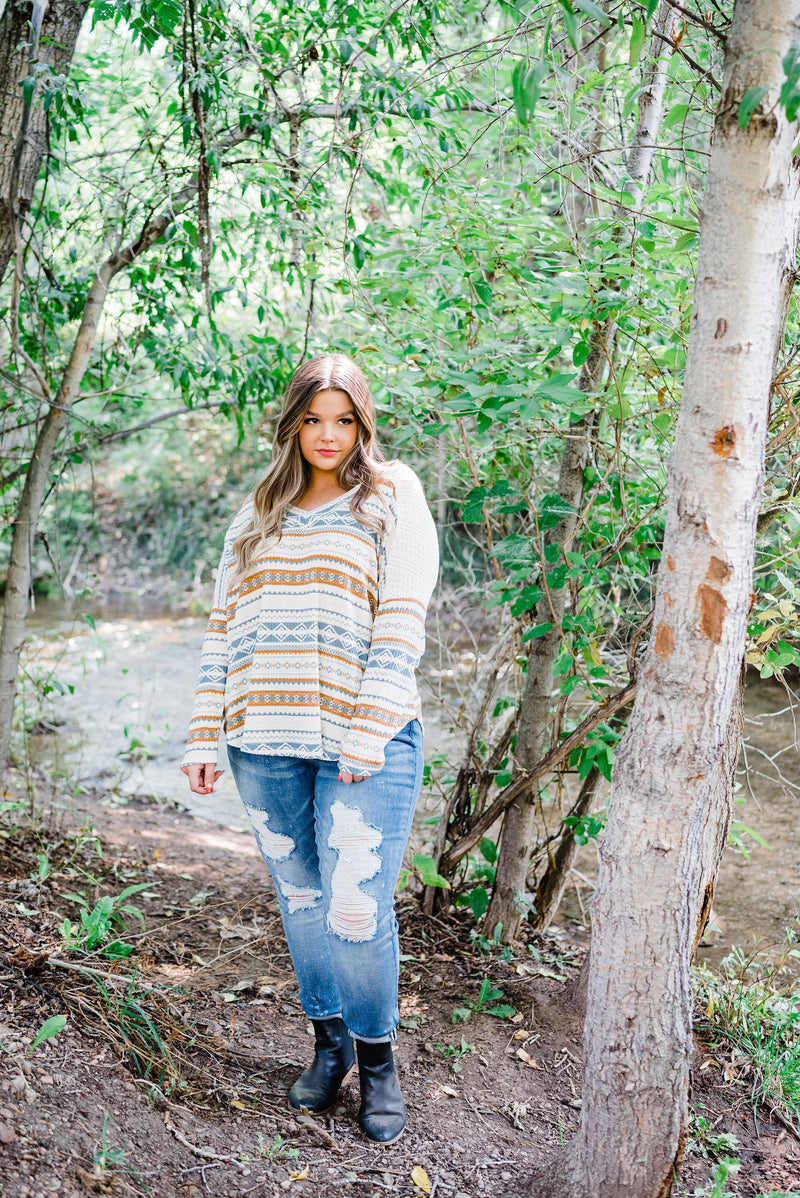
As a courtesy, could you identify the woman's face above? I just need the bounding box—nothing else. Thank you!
[298,388,359,481]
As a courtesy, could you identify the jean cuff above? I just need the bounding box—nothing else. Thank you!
[350,1028,397,1044]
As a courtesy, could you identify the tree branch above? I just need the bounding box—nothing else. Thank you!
[440,681,637,873]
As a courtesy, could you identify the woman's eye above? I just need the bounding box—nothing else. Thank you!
[339,417,354,425]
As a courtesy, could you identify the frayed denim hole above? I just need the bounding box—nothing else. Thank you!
[326,800,382,942]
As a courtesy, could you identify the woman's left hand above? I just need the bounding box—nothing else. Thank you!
[337,771,368,783]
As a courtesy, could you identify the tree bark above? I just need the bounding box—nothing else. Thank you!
[522,3,800,1194]
[531,766,604,934]
[691,672,743,958]
[0,0,89,286]
[486,4,676,942]
[485,405,598,939]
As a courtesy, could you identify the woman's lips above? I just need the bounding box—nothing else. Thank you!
[316,449,338,457]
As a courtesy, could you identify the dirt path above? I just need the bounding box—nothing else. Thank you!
[0,781,798,1198]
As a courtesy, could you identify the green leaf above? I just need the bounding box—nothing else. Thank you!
[412,853,450,889]
[572,0,611,27]
[522,623,554,642]
[26,1015,67,1056]
[629,15,645,67]
[512,58,546,125]
[738,87,768,129]
[116,881,159,903]
[351,237,367,271]
[479,837,498,864]
[663,103,689,129]
[466,886,489,920]
[485,1003,517,1020]
[573,339,591,367]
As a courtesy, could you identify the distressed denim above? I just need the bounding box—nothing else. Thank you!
[227,719,424,1042]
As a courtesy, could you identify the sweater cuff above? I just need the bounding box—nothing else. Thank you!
[181,742,219,768]
[337,748,381,778]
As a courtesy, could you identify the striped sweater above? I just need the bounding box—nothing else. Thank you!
[182,461,439,776]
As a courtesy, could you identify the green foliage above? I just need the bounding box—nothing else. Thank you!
[26,1014,68,1056]
[412,853,450,889]
[452,977,517,1023]
[256,1133,300,1162]
[1,1014,68,1058]
[59,881,156,957]
[738,87,768,129]
[435,1036,474,1074]
[686,1109,740,1160]
[563,812,605,846]
[780,44,800,122]
[694,928,800,1134]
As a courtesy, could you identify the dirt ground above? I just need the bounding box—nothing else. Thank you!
[1,778,799,1198]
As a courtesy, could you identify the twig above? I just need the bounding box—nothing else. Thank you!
[295,1113,345,1154]
[165,1111,240,1162]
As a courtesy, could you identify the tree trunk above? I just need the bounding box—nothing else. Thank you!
[522,3,800,1194]
[0,0,89,286]
[486,4,675,942]
[531,766,603,934]
[485,404,598,939]
[691,668,743,957]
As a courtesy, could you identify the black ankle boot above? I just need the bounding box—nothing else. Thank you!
[288,1017,355,1113]
[356,1039,406,1144]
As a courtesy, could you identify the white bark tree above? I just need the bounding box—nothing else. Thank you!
[522,1,800,1194]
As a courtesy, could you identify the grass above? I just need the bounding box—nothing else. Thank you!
[694,926,800,1133]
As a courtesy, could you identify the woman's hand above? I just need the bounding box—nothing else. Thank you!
[181,763,223,794]
[337,771,368,784]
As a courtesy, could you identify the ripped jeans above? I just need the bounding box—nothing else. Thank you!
[226,720,424,1042]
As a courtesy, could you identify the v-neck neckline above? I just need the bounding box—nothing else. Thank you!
[289,486,359,517]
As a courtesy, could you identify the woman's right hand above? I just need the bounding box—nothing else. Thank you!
[181,763,223,794]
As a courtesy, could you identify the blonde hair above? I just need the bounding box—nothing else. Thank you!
[232,354,387,583]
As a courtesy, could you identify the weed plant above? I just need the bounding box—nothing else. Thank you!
[693,927,800,1132]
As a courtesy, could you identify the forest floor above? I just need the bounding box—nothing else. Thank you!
[1,778,799,1198]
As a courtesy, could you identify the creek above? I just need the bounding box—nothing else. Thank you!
[19,601,800,970]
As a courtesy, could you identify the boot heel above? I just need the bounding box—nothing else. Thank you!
[356,1039,406,1144]
[288,1018,355,1114]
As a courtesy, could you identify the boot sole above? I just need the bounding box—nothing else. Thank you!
[361,1124,405,1146]
[287,1063,356,1115]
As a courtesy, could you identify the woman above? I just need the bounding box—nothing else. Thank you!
[181,354,439,1145]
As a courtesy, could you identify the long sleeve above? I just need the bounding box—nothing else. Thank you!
[181,536,234,768]
[337,466,439,776]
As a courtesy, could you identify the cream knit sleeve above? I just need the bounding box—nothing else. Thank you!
[181,529,236,768]
[337,465,439,777]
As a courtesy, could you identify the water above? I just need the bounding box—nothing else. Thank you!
[18,601,800,965]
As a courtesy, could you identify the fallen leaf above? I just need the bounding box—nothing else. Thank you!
[230,1101,248,1110]
[439,1084,459,1097]
[411,1165,432,1194]
[289,1165,309,1181]
[513,1029,530,1040]
[516,1048,531,1064]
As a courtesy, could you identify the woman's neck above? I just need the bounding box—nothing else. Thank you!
[294,474,350,512]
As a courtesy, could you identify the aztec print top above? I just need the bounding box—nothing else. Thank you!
[182,461,439,776]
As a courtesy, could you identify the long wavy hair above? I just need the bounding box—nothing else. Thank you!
[232,354,388,583]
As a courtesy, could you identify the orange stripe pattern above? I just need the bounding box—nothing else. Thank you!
[182,462,439,776]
